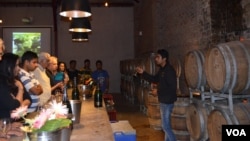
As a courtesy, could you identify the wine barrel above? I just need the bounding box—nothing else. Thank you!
[147,103,161,119]
[205,40,250,94]
[170,57,182,78]
[170,57,182,95]
[136,85,145,106]
[185,99,210,141]
[127,79,136,104]
[171,97,190,141]
[119,60,126,75]
[143,86,152,108]
[124,77,130,100]
[126,59,136,76]
[147,117,162,130]
[139,53,158,75]
[207,102,250,141]
[145,86,161,130]
[184,49,206,89]
[120,76,126,95]
[123,59,131,76]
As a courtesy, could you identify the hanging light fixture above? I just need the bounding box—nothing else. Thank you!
[72,32,89,41]
[60,0,92,18]
[104,1,109,7]
[69,17,92,32]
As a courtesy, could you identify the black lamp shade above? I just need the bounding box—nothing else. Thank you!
[69,18,91,32]
[72,32,89,41]
[60,0,91,18]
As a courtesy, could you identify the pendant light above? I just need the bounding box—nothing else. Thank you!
[60,0,91,18]
[72,32,89,41]
[69,18,91,32]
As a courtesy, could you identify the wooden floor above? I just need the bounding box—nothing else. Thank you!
[112,93,164,141]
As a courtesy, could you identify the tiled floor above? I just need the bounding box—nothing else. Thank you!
[112,93,164,141]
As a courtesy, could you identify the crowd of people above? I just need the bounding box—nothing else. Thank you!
[0,38,110,139]
[0,36,177,141]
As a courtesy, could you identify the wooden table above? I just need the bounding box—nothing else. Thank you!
[9,97,114,141]
[70,98,115,141]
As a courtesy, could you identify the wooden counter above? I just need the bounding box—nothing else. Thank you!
[9,97,115,141]
[70,98,115,141]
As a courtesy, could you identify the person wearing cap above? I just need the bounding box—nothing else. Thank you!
[33,52,52,106]
[136,49,177,141]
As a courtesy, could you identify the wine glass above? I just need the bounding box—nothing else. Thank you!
[0,118,12,138]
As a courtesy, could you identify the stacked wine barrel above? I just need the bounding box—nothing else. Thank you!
[171,97,190,141]
[184,40,250,141]
[119,53,158,109]
[146,90,162,130]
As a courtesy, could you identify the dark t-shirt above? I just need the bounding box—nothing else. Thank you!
[67,69,79,81]
[0,75,31,118]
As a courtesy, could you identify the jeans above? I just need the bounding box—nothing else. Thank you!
[160,103,176,141]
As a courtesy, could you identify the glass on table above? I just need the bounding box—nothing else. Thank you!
[0,118,12,138]
[54,89,63,103]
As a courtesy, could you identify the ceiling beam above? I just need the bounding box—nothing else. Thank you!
[0,1,134,7]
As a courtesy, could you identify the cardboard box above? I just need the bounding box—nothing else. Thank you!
[111,120,136,141]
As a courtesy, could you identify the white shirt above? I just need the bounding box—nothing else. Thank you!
[33,64,51,105]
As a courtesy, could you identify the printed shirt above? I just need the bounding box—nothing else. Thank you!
[19,68,40,112]
[91,70,109,93]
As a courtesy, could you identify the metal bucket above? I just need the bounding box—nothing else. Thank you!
[28,129,62,141]
[61,114,73,141]
[78,84,92,100]
[69,100,82,124]
[61,124,73,141]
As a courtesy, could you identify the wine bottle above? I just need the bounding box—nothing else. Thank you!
[63,86,72,114]
[94,83,103,107]
[72,77,80,100]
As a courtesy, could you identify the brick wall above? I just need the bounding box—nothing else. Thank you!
[134,0,249,95]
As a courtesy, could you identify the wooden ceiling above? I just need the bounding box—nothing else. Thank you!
[0,0,139,7]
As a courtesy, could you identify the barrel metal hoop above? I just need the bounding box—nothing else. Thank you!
[197,50,206,87]
[217,44,231,93]
[223,43,237,93]
[193,51,203,89]
[238,42,250,91]
[192,101,206,140]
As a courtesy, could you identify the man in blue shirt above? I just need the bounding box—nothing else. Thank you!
[92,60,109,93]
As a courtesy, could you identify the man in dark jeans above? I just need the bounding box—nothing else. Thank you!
[136,49,177,141]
